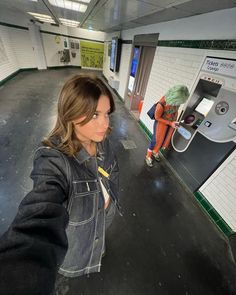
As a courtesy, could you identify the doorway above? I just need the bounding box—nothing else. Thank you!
[125,33,158,120]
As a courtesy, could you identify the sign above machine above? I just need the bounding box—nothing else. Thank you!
[202,57,236,78]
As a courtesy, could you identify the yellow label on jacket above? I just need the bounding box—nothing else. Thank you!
[98,166,109,178]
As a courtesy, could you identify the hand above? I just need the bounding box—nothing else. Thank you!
[171,121,179,128]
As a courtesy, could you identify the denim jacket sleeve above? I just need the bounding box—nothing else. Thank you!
[0,147,69,295]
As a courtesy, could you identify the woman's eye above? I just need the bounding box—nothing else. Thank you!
[92,112,110,119]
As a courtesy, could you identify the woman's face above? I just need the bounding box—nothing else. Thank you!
[73,95,111,143]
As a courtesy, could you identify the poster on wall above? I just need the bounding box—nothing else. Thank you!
[54,35,61,44]
[80,41,104,69]
[131,47,140,77]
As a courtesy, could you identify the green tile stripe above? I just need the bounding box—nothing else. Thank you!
[112,88,124,102]
[1,21,236,50]
[0,21,28,30]
[194,191,234,236]
[0,66,82,86]
[158,39,236,51]
[40,30,104,43]
[138,120,176,153]
[47,65,81,69]
[0,68,37,86]
[138,120,152,140]
[0,22,103,43]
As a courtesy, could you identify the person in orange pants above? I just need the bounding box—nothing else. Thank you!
[145,85,189,167]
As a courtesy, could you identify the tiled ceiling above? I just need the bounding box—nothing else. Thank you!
[0,0,236,32]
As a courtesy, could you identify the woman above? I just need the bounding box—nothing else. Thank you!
[0,74,120,294]
[145,85,189,167]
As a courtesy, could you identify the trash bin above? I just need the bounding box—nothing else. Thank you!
[138,100,143,113]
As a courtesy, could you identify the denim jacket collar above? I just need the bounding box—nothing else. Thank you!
[74,141,105,164]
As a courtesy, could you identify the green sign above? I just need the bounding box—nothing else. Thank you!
[80,41,104,69]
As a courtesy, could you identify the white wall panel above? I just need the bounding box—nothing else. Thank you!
[40,24,105,67]
[0,25,19,81]
[200,150,236,231]
[0,25,37,82]
[9,28,36,69]
[28,24,47,70]
[42,33,67,67]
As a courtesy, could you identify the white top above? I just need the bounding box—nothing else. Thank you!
[99,178,110,203]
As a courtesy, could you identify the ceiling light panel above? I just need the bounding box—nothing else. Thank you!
[28,12,55,23]
[59,17,80,27]
[48,0,88,13]
[73,0,91,3]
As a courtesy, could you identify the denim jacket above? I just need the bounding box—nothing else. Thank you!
[0,138,119,294]
[57,138,120,277]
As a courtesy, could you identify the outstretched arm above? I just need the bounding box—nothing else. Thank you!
[0,148,69,295]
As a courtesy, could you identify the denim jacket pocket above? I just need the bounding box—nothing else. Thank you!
[67,179,99,225]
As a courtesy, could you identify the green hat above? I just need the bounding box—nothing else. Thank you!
[165,85,189,106]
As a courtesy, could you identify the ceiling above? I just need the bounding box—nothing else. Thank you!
[0,0,236,32]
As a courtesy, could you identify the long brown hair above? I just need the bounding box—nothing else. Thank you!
[43,74,115,155]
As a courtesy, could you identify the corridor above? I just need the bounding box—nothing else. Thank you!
[0,69,236,295]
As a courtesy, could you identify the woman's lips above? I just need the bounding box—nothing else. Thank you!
[96,131,106,136]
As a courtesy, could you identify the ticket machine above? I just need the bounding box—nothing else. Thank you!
[172,56,236,152]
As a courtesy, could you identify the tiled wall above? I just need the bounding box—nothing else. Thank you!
[0,21,105,81]
[0,25,19,81]
[0,24,37,82]
[11,28,36,69]
[199,150,236,231]
[139,46,204,131]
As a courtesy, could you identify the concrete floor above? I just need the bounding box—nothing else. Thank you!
[0,69,236,295]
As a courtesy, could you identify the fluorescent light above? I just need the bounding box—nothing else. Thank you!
[73,0,91,3]
[59,18,80,27]
[48,0,87,13]
[28,12,56,23]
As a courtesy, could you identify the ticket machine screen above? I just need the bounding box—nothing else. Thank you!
[195,97,214,117]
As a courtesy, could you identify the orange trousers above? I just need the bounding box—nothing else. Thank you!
[146,122,174,158]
